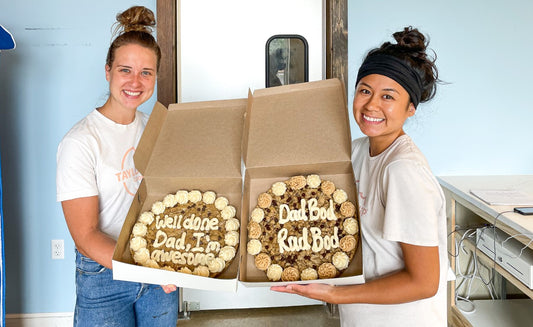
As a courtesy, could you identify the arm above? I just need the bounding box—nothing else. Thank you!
[61,196,116,269]
[62,196,178,294]
[271,242,439,304]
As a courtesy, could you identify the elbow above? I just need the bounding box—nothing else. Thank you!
[418,276,439,300]
[421,283,439,299]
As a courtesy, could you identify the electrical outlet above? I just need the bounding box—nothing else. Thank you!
[51,239,64,259]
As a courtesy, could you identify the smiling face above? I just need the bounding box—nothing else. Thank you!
[105,43,157,114]
[353,74,415,156]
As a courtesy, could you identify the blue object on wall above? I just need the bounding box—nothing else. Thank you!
[1,151,5,327]
[0,24,15,50]
[1,23,12,325]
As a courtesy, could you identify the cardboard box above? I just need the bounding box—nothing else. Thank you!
[112,99,247,292]
[239,78,364,287]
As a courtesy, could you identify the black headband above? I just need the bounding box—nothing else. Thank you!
[356,54,423,108]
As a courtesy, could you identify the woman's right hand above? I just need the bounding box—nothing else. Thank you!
[161,284,177,293]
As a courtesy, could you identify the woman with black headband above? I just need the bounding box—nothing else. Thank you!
[272,27,447,326]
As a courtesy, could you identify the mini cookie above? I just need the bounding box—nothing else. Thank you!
[219,246,236,261]
[163,194,178,208]
[215,196,229,210]
[208,258,226,273]
[203,191,216,204]
[193,266,210,277]
[247,239,262,255]
[138,211,154,225]
[340,201,356,217]
[272,182,287,196]
[281,267,300,281]
[321,180,336,196]
[175,190,188,204]
[151,201,165,215]
[188,190,202,203]
[333,189,348,204]
[339,235,357,252]
[288,175,306,190]
[306,174,321,188]
[254,253,271,271]
[267,264,283,281]
[132,223,147,237]
[318,263,337,279]
[332,252,350,270]
[225,218,240,231]
[250,207,265,223]
[247,221,262,239]
[130,236,147,252]
[257,193,272,208]
[221,205,237,219]
[343,218,359,235]
[225,231,239,246]
[301,268,318,280]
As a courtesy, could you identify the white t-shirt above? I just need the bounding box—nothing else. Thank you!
[339,135,447,327]
[56,109,149,240]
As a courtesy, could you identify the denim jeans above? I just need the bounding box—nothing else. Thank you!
[74,250,179,327]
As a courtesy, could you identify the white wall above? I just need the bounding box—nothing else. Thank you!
[178,0,324,102]
[348,0,533,175]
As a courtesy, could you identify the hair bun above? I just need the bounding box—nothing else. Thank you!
[115,6,156,35]
[392,26,427,53]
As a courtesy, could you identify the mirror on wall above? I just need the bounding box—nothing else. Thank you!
[266,35,308,87]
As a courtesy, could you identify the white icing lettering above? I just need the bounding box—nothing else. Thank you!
[192,232,205,252]
[277,226,339,253]
[206,241,221,253]
[277,228,311,254]
[279,198,336,225]
[153,230,167,248]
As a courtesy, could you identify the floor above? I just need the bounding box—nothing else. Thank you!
[178,304,340,327]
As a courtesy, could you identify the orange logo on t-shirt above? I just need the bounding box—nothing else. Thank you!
[355,179,368,216]
[115,147,143,196]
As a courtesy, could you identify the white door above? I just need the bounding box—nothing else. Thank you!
[178,0,325,309]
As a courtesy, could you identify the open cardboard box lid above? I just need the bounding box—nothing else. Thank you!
[113,99,247,292]
[239,79,364,287]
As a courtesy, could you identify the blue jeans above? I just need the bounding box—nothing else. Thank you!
[74,250,179,327]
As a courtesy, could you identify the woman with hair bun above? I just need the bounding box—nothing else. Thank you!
[272,27,447,326]
[56,6,178,326]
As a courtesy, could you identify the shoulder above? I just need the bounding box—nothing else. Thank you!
[60,110,99,141]
[383,135,430,168]
[137,110,149,125]
[58,111,101,155]
[351,137,369,157]
[382,136,439,187]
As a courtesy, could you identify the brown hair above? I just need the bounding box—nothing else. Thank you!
[106,6,161,71]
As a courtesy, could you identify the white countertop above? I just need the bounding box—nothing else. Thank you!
[438,175,533,236]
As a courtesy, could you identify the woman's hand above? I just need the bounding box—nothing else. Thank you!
[161,284,177,294]
[271,283,335,303]
[271,242,440,305]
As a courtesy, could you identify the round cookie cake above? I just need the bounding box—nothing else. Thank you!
[247,174,359,281]
[130,190,239,278]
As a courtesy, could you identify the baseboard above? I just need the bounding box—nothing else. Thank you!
[5,312,73,327]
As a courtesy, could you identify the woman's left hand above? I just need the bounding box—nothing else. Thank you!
[161,284,178,294]
[271,283,335,303]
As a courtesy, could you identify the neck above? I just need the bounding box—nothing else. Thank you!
[97,98,136,125]
[368,131,405,157]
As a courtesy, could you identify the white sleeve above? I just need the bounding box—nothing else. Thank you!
[381,159,443,246]
[56,136,98,202]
